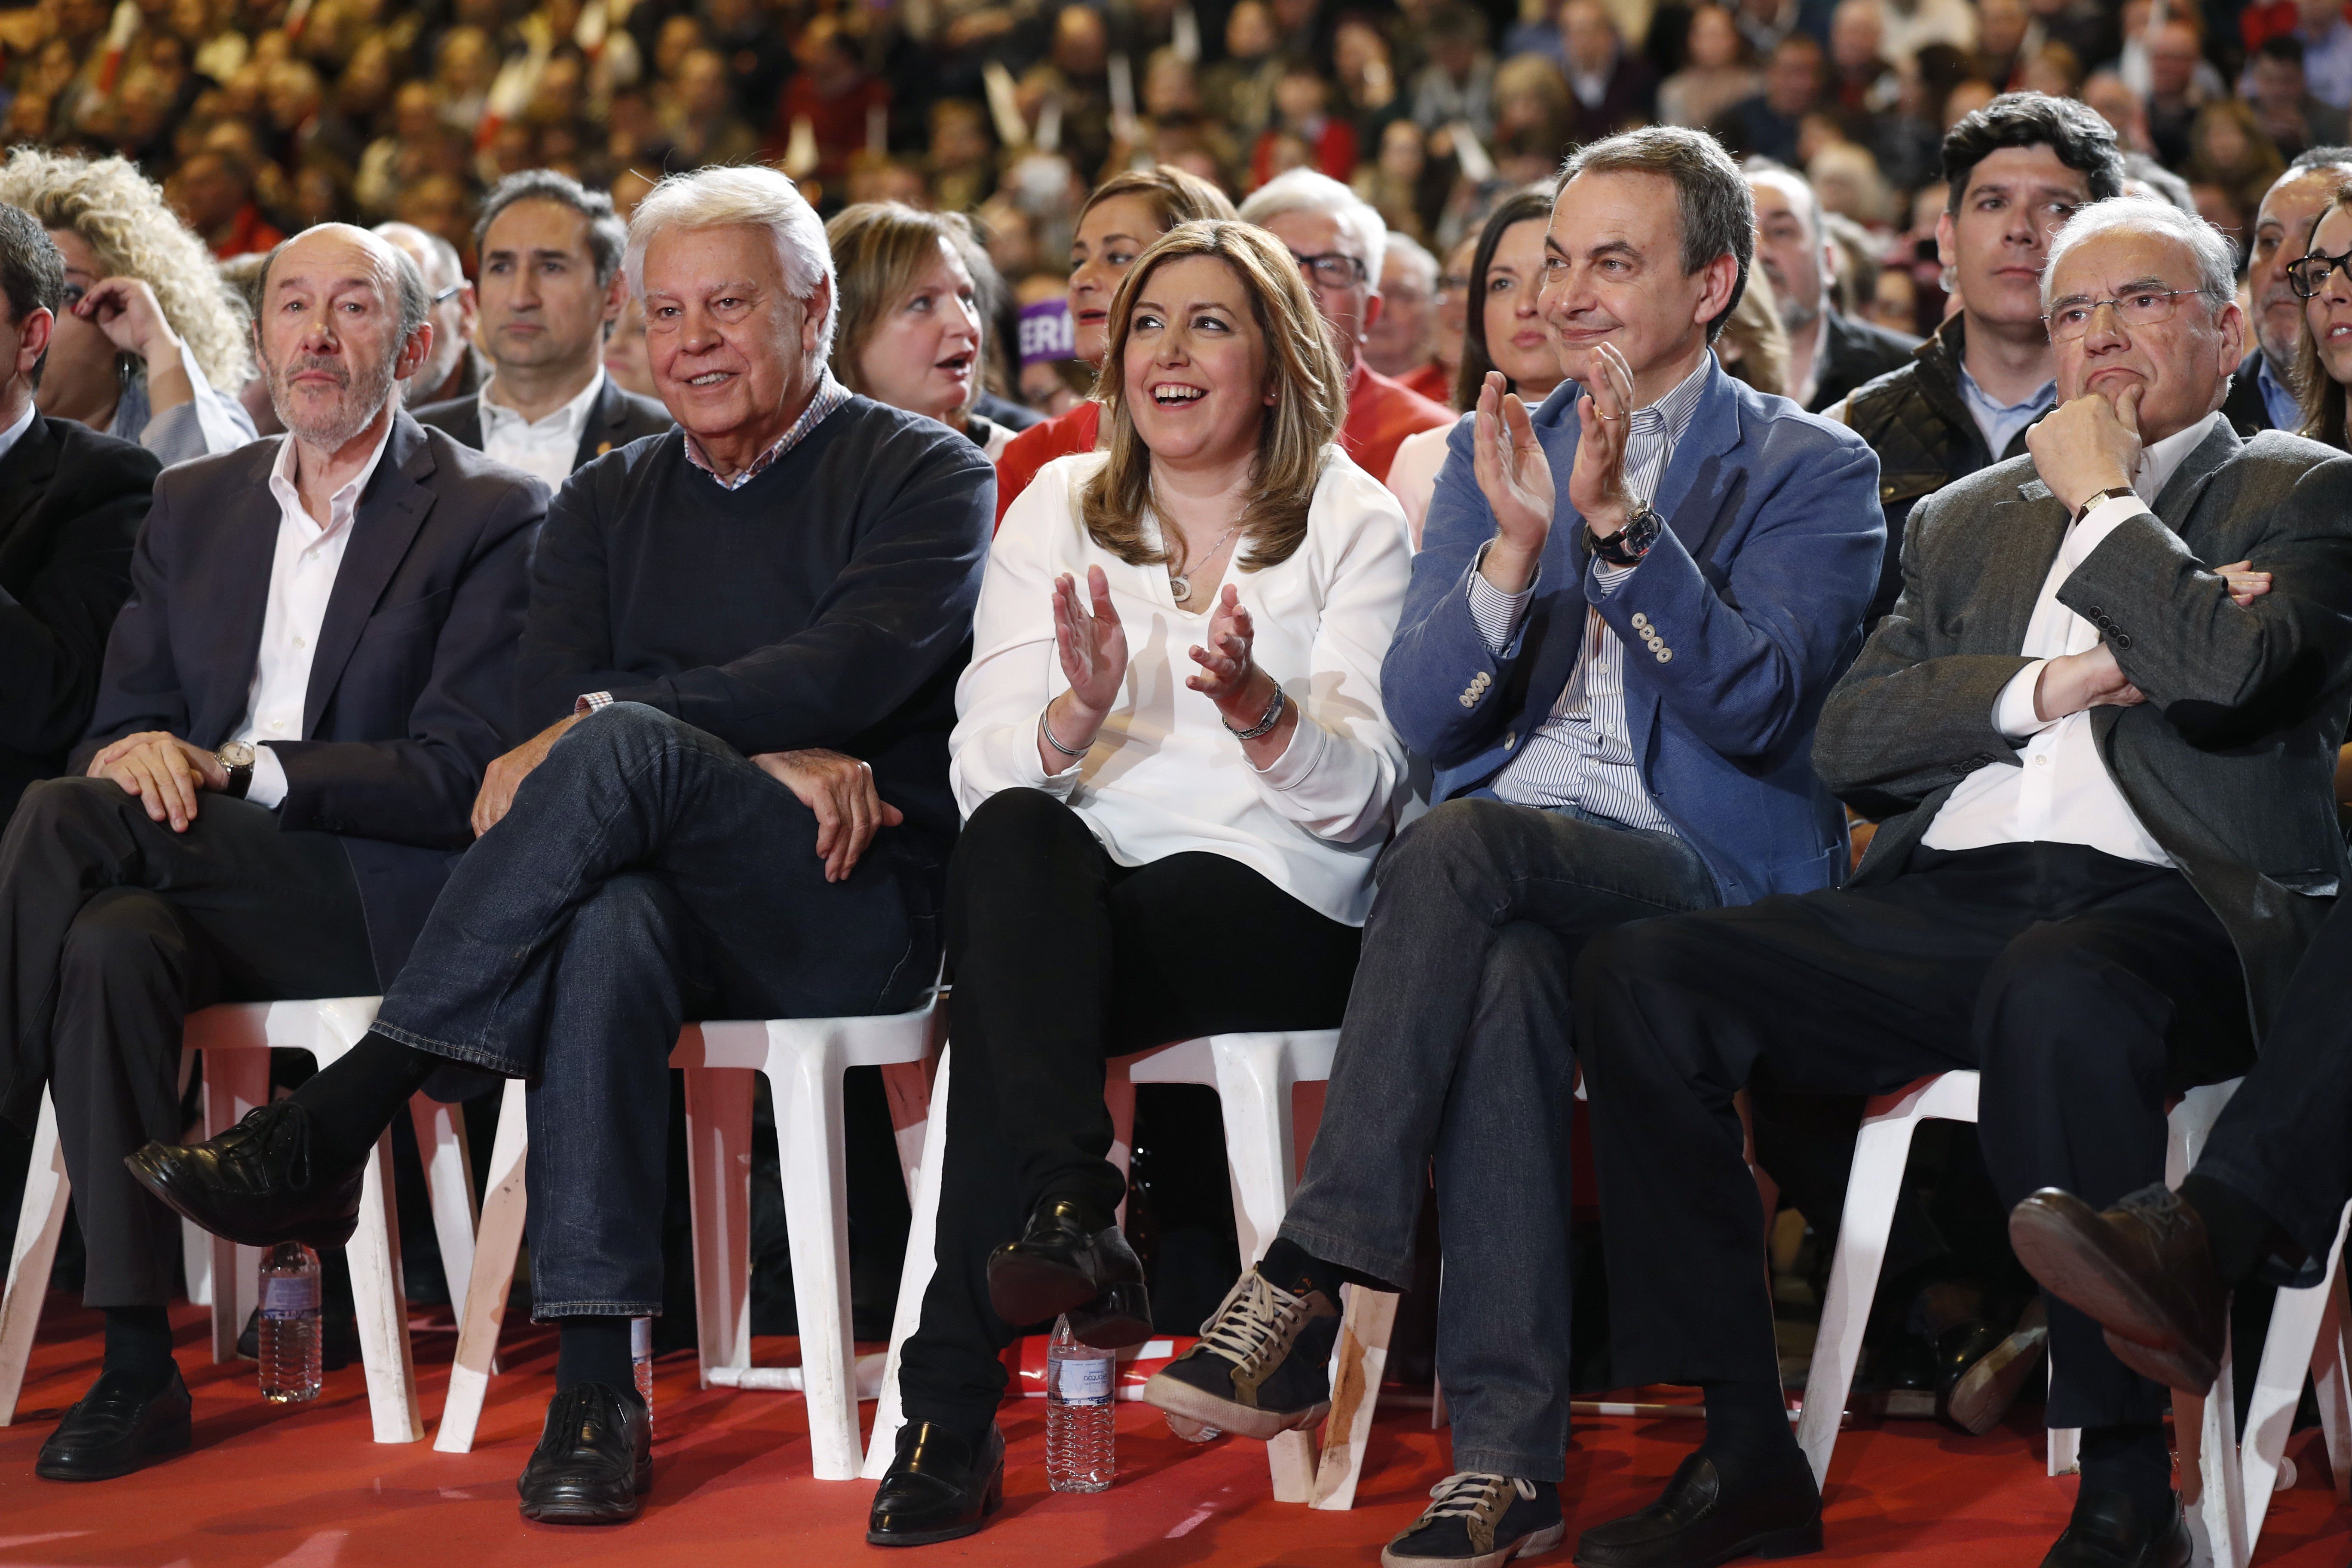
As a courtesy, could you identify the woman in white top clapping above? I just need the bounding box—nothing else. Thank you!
[869,219,1413,1542]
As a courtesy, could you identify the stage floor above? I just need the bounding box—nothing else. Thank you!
[0,1299,2346,1567]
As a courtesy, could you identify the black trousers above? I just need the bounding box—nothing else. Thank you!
[895,788,1363,1433]
[0,777,377,1307]
[1576,842,2254,1429]
[2195,889,2352,1277]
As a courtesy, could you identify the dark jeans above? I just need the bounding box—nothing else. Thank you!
[0,776,377,1307]
[374,704,940,1317]
[895,788,1363,1436]
[1279,796,1719,1482]
[2194,889,2352,1279]
[1577,842,2255,1430]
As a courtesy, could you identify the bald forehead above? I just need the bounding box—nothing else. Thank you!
[1749,171,1817,236]
[2263,166,2352,225]
[271,225,402,299]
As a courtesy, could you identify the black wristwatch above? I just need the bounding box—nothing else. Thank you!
[1587,504,1664,566]
[215,741,254,800]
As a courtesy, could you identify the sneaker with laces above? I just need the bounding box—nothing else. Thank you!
[1385,1473,1566,1567]
[1142,1267,1340,1440]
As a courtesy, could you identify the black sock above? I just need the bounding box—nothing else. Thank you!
[1698,1378,1805,1492]
[2179,1173,2283,1290]
[1257,1237,1349,1303]
[286,1029,436,1170]
[101,1305,175,1390]
[2079,1422,2172,1518]
[555,1317,643,1404]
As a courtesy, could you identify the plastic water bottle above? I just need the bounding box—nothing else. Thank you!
[631,1317,654,1426]
[1044,1314,1116,1492]
[257,1242,322,1403]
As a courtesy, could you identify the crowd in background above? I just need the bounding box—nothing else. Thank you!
[2,0,2343,413]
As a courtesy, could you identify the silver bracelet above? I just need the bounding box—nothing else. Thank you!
[1039,709,1087,759]
[1222,682,1287,741]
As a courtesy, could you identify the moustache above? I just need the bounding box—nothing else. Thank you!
[280,355,349,386]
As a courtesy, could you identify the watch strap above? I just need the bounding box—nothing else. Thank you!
[2071,485,2138,524]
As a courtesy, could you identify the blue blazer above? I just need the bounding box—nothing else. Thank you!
[1384,358,1883,906]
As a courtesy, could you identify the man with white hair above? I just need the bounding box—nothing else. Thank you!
[138,166,994,1527]
[1575,195,2352,1567]
[0,220,543,1483]
[373,219,486,407]
[1240,169,1450,481]
[1365,230,1446,398]
[1747,160,1916,410]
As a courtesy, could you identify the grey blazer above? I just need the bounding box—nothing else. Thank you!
[1815,420,2352,1035]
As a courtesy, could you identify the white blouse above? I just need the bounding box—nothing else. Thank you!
[952,446,1415,926]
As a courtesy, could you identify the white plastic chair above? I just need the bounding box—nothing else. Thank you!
[1795,1072,2246,1494]
[861,1029,1399,1509]
[433,987,946,1479]
[0,998,478,1445]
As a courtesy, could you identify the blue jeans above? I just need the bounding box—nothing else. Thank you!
[373,704,942,1316]
[1279,795,1718,1482]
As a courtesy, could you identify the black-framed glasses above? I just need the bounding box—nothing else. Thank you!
[2289,248,2352,300]
[430,282,466,305]
[1287,249,1367,288]
[2042,287,2201,343]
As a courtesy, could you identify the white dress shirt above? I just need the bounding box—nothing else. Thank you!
[1921,410,2223,866]
[233,423,396,807]
[478,368,603,492]
[0,400,36,469]
[953,447,1414,926]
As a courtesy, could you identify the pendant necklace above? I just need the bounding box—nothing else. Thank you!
[1169,521,1246,605]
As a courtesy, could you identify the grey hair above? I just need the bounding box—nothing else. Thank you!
[1238,169,1388,293]
[622,165,837,361]
[1562,125,1754,341]
[256,224,430,344]
[2042,196,2238,314]
[1382,231,1439,296]
[369,220,464,294]
[475,168,628,289]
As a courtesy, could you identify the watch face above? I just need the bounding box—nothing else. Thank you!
[218,742,255,768]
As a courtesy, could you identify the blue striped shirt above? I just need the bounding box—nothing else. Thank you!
[1464,357,1711,832]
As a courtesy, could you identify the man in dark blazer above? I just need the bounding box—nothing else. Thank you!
[413,171,671,487]
[1748,163,1917,413]
[1574,196,2352,1568]
[1145,128,1882,1567]
[0,221,541,1484]
[2223,150,2352,437]
[0,205,159,822]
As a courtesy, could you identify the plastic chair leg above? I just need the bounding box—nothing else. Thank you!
[864,1047,953,1481]
[2237,1204,2352,1555]
[769,1039,862,1480]
[2313,1249,2352,1502]
[0,1093,70,1425]
[680,1064,755,1382]
[435,1077,527,1453]
[409,1096,481,1322]
[1798,1107,1920,1487]
[346,1130,423,1442]
[202,1051,272,1364]
[1310,1283,1399,1510]
[878,1058,934,1200]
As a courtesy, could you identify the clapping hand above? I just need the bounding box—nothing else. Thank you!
[1565,341,1637,539]
[1186,583,1262,720]
[1040,565,1127,765]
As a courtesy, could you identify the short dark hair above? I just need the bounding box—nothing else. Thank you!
[1941,91,2125,214]
[2257,32,2306,67]
[474,169,627,290]
[0,203,62,386]
[1559,124,1753,341]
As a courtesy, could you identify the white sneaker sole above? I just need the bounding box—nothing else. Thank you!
[1383,1520,1568,1568]
[1142,1369,1329,1441]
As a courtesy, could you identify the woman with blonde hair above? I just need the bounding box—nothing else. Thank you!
[867,219,1412,1544]
[825,202,1013,458]
[0,148,256,465]
[991,163,1238,524]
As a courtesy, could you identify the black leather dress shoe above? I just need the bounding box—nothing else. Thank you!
[986,1196,1150,1348]
[867,1420,1005,1546]
[2040,1488,2190,1568]
[2010,1185,2226,1394]
[1573,1455,1822,1568]
[125,1100,364,1251]
[517,1383,651,1525]
[1942,1298,2046,1436]
[35,1366,193,1481]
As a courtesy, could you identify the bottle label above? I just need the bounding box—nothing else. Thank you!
[261,1274,320,1319]
[1051,1356,1113,1403]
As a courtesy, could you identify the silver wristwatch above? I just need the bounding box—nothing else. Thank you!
[216,741,255,799]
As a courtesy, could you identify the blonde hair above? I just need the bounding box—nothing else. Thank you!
[825,202,994,421]
[1080,220,1348,571]
[0,147,252,391]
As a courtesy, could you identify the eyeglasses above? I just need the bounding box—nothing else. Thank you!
[1287,249,1367,288]
[430,282,466,305]
[2042,287,2201,343]
[2288,248,2352,299]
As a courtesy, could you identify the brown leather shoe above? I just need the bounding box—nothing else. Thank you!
[2009,1184,2226,1395]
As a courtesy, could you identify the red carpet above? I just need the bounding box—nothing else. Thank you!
[0,1298,2346,1567]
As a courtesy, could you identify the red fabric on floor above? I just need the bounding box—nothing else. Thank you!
[0,1297,2345,1565]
